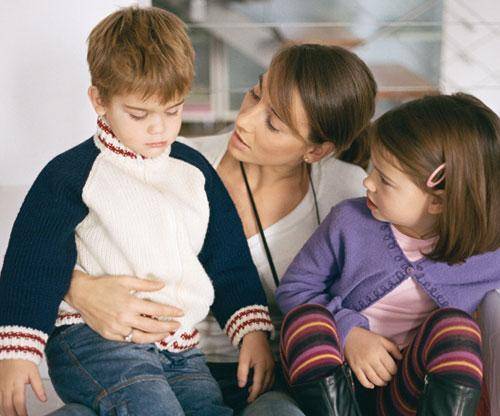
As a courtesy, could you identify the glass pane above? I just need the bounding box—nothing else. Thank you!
[154,0,444,128]
[186,28,211,116]
[228,47,265,111]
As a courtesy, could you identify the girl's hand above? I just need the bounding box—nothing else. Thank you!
[344,327,402,389]
[0,360,46,416]
[65,270,184,343]
[237,331,275,403]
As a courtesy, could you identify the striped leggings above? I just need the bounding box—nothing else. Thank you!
[280,304,483,416]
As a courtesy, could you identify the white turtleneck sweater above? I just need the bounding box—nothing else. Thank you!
[0,120,273,364]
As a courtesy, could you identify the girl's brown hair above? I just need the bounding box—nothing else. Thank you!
[266,44,377,169]
[371,93,500,264]
[87,6,194,104]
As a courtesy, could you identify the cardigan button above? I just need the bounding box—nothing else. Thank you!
[405,266,415,275]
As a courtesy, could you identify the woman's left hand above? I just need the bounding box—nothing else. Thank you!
[237,331,275,402]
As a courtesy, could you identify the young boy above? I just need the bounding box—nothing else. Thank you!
[0,7,274,416]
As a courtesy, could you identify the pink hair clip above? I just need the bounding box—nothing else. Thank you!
[426,163,446,188]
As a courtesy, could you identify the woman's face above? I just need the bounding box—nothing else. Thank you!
[227,73,312,168]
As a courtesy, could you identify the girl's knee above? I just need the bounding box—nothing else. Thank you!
[280,304,342,361]
[421,308,483,386]
[427,307,475,322]
[283,304,334,322]
[425,308,482,342]
[280,305,343,385]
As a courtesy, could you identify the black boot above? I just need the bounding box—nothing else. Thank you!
[290,364,362,416]
[417,374,481,416]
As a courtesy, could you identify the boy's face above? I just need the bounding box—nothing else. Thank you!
[89,87,184,158]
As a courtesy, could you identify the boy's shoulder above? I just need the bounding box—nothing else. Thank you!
[45,137,97,169]
[170,140,217,180]
[37,137,99,191]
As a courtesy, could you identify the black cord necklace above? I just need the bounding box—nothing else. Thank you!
[239,161,320,287]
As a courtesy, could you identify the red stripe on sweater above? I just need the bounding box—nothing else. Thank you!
[172,340,198,351]
[226,308,268,332]
[230,318,273,343]
[180,329,198,340]
[0,345,43,358]
[0,332,46,345]
[98,135,137,159]
[57,313,82,319]
[158,329,199,347]
[97,118,114,136]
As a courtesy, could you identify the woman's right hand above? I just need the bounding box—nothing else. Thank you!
[344,326,402,389]
[65,270,184,343]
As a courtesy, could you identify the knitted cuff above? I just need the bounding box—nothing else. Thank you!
[157,328,200,353]
[224,305,274,347]
[55,312,84,326]
[0,325,48,365]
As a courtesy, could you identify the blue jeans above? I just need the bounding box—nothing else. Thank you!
[208,362,304,416]
[47,404,97,416]
[45,324,232,416]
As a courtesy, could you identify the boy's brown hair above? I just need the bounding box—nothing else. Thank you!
[267,44,377,169]
[370,93,500,265]
[87,6,194,104]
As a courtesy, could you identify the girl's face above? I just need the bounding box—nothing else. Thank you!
[363,148,440,238]
[227,73,313,168]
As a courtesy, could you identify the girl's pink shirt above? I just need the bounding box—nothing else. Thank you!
[362,225,438,348]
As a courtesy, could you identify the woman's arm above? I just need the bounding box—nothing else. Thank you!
[65,270,184,343]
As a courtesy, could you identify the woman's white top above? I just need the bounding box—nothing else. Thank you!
[178,132,366,362]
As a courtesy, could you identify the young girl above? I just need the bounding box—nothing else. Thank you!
[276,93,500,416]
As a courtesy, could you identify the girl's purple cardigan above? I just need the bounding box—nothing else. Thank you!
[276,198,500,346]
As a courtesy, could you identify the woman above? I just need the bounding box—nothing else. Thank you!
[61,43,377,415]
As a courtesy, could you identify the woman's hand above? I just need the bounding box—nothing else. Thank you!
[237,331,275,402]
[344,327,402,389]
[65,270,184,343]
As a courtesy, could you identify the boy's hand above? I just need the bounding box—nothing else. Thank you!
[344,327,402,389]
[0,360,46,416]
[237,331,275,403]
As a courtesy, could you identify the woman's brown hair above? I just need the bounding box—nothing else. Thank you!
[371,93,500,264]
[266,44,377,169]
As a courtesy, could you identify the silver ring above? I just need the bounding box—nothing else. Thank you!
[124,330,133,343]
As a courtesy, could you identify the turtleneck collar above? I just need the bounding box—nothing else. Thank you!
[93,116,172,170]
[95,116,143,160]
[95,116,139,159]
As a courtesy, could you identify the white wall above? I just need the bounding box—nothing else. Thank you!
[441,0,500,113]
[0,0,151,187]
